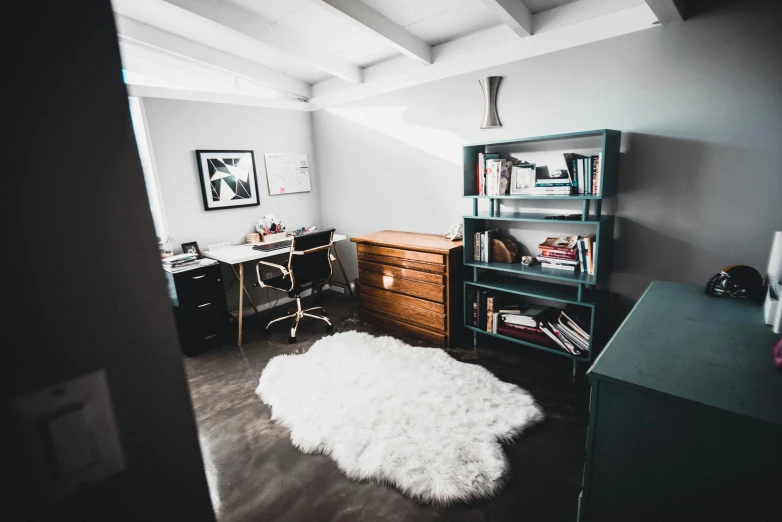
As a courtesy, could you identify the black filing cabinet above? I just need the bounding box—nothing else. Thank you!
[165,263,230,356]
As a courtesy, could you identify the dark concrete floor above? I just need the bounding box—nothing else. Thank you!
[184,291,590,522]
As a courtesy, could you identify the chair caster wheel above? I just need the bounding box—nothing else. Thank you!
[288,336,296,344]
[326,324,334,333]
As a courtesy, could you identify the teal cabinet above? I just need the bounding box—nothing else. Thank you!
[579,281,782,521]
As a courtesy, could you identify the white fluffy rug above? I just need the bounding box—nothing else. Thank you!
[256,331,544,504]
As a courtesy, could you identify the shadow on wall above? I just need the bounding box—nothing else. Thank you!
[604,132,739,330]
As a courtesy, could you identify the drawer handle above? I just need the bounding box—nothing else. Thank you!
[197,302,212,308]
[203,333,218,340]
[192,274,206,280]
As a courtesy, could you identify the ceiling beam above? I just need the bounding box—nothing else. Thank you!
[161,0,362,83]
[312,0,431,64]
[114,16,311,100]
[126,85,312,111]
[311,0,656,108]
[644,0,685,24]
[478,0,533,38]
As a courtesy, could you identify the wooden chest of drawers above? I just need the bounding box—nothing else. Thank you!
[350,231,464,347]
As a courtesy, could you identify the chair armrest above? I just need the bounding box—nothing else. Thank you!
[258,260,288,275]
[255,260,289,289]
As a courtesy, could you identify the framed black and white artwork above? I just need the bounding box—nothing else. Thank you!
[195,150,260,211]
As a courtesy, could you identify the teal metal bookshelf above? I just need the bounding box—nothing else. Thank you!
[462,129,620,375]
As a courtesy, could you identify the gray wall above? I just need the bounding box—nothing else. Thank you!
[143,99,321,309]
[313,0,782,317]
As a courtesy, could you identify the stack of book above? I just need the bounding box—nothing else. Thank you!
[544,309,591,355]
[537,235,597,275]
[476,153,514,196]
[508,165,575,196]
[473,229,500,262]
[162,252,199,272]
[496,306,558,347]
[528,167,574,196]
[538,236,580,271]
[563,153,601,195]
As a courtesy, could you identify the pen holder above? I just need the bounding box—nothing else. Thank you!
[260,232,290,243]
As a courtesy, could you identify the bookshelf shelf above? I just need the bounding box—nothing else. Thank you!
[462,129,620,376]
[465,260,598,285]
[464,212,609,225]
[464,195,603,200]
[465,277,598,307]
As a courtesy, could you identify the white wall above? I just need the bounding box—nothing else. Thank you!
[142,99,321,310]
[313,0,782,317]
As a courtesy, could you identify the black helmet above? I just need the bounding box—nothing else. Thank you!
[705,265,764,300]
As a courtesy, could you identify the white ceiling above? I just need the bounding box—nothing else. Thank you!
[112,0,669,108]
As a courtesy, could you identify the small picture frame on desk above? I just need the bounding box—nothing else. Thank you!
[181,241,202,258]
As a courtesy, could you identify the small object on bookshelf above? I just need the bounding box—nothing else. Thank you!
[490,238,520,263]
[510,163,536,195]
[521,256,534,266]
[544,214,583,220]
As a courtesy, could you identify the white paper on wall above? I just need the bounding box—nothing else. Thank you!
[263,153,311,195]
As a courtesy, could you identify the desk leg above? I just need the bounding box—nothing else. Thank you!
[238,263,244,347]
[333,244,354,299]
[231,265,260,316]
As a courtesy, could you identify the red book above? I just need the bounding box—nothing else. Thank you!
[497,326,555,348]
[539,250,577,260]
[501,322,542,334]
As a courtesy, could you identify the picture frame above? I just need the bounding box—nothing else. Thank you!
[510,163,536,194]
[195,150,260,211]
[181,241,202,258]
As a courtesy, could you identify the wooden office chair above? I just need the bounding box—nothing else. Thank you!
[254,228,335,343]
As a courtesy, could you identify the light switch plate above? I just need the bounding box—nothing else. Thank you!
[10,369,125,502]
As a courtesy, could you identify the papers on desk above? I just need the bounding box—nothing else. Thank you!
[162,258,217,273]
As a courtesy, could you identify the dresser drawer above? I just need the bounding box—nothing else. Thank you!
[359,284,445,314]
[362,294,446,332]
[175,265,224,304]
[362,310,447,346]
[357,244,444,265]
[358,260,445,285]
[358,251,445,273]
[359,272,445,303]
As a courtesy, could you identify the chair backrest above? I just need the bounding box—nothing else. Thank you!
[288,228,335,289]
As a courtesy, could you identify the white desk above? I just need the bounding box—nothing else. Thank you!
[203,234,349,346]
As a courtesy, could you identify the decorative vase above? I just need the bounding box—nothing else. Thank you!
[479,76,502,129]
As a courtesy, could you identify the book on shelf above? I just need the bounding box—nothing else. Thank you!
[473,229,500,262]
[477,153,500,195]
[541,262,576,271]
[576,234,596,275]
[486,295,498,333]
[497,324,556,348]
[562,153,601,195]
[536,256,578,265]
